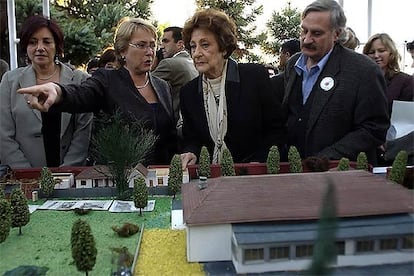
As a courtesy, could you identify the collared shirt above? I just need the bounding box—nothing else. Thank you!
[294,49,333,104]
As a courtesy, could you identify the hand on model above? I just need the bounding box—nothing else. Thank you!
[181,152,197,170]
[17,82,62,112]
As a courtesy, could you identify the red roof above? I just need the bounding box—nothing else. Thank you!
[182,171,414,226]
[75,165,111,180]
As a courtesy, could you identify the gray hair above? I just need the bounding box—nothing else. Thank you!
[303,0,346,34]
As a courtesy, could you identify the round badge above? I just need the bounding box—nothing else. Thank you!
[320,77,334,91]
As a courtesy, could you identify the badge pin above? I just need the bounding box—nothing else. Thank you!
[320,77,334,91]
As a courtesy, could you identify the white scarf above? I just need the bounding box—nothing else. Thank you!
[202,59,228,163]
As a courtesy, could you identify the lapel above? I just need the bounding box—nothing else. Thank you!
[19,66,42,121]
[224,58,240,107]
[19,62,75,136]
[149,74,173,119]
[306,45,341,135]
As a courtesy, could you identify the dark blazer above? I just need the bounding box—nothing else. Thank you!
[56,67,177,165]
[283,44,390,164]
[385,71,414,114]
[180,59,286,163]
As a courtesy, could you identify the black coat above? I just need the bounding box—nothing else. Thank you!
[55,67,177,165]
[180,59,286,163]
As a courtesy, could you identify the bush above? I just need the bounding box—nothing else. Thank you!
[337,158,350,171]
[71,219,97,275]
[356,152,369,171]
[388,150,408,185]
[11,188,30,235]
[133,176,148,216]
[221,148,236,176]
[288,146,303,173]
[266,145,280,174]
[198,146,211,178]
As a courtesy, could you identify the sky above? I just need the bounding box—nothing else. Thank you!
[151,0,413,73]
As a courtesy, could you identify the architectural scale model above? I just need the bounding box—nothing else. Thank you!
[182,170,414,274]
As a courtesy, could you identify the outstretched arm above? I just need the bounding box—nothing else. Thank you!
[17,82,62,112]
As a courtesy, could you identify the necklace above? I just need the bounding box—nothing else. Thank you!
[135,73,149,89]
[37,66,58,81]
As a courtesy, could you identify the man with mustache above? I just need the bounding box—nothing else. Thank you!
[281,0,389,165]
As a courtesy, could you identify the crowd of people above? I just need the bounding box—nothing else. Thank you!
[1,0,413,169]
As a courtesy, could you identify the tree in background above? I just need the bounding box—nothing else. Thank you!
[337,157,350,171]
[168,154,183,199]
[356,152,369,171]
[288,145,303,173]
[71,219,97,276]
[307,177,338,275]
[262,2,301,58]
[0,189,12,242]
[221,148,236,176]
[92,111,157,200]
[388,150,408,185]
[198,146,211,178]
[195,0,265,62]
[10,188,30,235]
[39,167,55,198]
[133,176,148,216]
[266,145,280,174]
[1,0,153,67]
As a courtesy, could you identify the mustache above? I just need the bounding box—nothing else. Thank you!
[302,43,316,50]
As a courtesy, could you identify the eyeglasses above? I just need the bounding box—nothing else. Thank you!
[129,42,156,51]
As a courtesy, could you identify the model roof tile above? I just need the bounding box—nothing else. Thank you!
[182,171,414,226]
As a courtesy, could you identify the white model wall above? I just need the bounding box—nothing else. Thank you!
[186,224,232,262]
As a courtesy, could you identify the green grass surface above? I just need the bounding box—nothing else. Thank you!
[0,196,171,275]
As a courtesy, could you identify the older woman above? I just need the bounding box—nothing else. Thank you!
[363,33,414,114]
[0,15,93,168]
[17,17,177,165]
[180,9,285,168]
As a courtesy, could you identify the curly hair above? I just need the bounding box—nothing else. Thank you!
[182,8,237,59]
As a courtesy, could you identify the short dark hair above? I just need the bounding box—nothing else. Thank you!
[281,39,301,55]
[98,47,116,67]
[19,15,64,56]
[164,26,183,42]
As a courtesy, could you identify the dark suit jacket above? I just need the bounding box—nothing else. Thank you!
[385,71,414,114]
[56,67,177,165]
[283,44,390,164]
[180,59,286,163]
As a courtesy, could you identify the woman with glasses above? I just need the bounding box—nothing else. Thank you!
[17,17,177,165]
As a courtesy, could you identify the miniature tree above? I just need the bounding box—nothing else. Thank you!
[308,178,338,275]
[92,111,157,200]
[221,148,236,176]
[10,188,30,235]
[198,146,211,178]
[0,196,12,243]
[388,150,408,185]
[288,145,303,173]
[71,219,97,276]
[337,157,350,171]
[266,145,280,174]
[356,152,369,171]
[39,167,55,198]
[168,154,183,199]
[133,176,148,216]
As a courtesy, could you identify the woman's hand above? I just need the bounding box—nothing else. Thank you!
[181,152,197,169]
[17,82,62,112]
